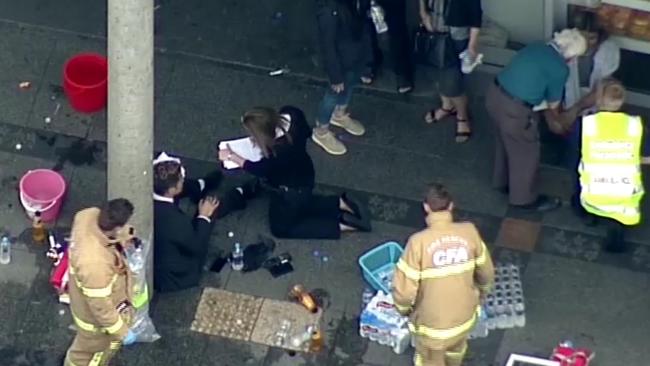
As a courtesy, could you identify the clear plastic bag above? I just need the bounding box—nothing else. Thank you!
[125,238,160,343]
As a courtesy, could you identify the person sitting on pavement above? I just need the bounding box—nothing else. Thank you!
[152,153,246,293]
[392,183,494,366]
[573,80,650,253]
[218,105,372,239]
[64,199,138,366]
[312,0,373,155]
[485,28,587,212]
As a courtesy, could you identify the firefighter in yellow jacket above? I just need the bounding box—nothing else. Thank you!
[392,184,494,366]
[64,198,137,366]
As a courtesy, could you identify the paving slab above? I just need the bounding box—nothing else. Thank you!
[0,23,56,129]
[495,253,650,366]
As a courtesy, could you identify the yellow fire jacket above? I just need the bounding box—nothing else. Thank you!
[392,211,494,348]
[68,208,133,340]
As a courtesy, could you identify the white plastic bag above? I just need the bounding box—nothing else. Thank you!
[126,238,160,343]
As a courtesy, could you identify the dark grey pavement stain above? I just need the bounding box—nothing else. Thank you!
[53,139,100,171]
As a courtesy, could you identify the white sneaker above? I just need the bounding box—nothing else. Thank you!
[311,129,347,155]
[330,114,365,136]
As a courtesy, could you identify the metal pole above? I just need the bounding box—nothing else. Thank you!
[107,0,154,290]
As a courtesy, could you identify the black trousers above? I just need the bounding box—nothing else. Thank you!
[368,0,413,85]
[268,189,341,239]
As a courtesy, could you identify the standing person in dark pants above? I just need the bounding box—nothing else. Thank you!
[485,29,587,212]
[362,0,414,94]
[421,0,482,143]
[218,106,372,239]
[313,0,373,155]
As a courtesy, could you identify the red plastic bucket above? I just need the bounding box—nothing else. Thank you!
[63,53,108,113]
[19,169,67,223]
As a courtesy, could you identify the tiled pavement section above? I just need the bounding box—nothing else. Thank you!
[0,22,649,366]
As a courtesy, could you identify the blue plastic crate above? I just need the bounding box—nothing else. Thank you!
[358,241,404,294]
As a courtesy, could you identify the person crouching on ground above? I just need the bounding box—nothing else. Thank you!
[153,153,246,292]
[64,199,137,366]
[218,105,372,239]
[392,183,494,366]
[575,79,650,252]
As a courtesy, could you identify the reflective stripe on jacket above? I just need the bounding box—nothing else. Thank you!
[391,211,494,349]
[580,112,644,225]
[68,208,133,340]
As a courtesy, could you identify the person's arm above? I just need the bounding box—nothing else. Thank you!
[468,28,481,57]
[419,0,433,31]
[467,0,482,56]
[543,67,578,134]
[473,229,495,298]
[171,211,213,257]
[74,263,129,341]
[392,237,421,316]
[317,5,344,85]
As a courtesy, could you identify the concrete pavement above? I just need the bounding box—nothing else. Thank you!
[0,3,649,365]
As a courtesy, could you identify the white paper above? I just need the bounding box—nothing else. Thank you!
[532,100,548,112]
[218,137,263,169]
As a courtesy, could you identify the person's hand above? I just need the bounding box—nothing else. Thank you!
[331,83,344,93]
[198,196,220,217]
[421,13,434,32]
[122,330,137,346]
[218,143,236,162]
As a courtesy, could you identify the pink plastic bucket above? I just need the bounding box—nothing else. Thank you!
[19,169,67,223]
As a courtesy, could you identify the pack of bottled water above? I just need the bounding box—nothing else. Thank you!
[483,263,526,330]
[359,291,411,354]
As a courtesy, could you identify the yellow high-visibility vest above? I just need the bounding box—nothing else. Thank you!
[579,112,645,225]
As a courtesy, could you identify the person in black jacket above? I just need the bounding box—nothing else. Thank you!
[152,155,247,293]
[312,0,373,156]
[218,106,371,239]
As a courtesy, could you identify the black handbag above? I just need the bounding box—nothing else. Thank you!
[413,28,459,68]
[413,0,459,68]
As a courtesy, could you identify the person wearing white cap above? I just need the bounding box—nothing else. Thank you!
[152,152,249,292]
[485,28,588,212]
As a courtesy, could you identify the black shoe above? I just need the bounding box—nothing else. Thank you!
[202,170,223,193]
[341,211,371,232]
[341,193,372,231]
[239,179,261,200]
[512,195,561,212]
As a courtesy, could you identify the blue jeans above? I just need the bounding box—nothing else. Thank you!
[317,71,359,126]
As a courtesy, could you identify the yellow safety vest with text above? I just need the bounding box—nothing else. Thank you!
[579,112,644,225]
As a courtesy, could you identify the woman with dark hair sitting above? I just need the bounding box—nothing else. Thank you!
[218,106,371,239]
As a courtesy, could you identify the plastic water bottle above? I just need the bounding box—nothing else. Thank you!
[231,242,244,271]
[126,245,144,273]
[362,287,375,309]
[369,0,388,34]
[0,236,11,264]
[460,50,483,74]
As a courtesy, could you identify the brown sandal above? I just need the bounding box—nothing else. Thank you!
[424,107,456,124]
